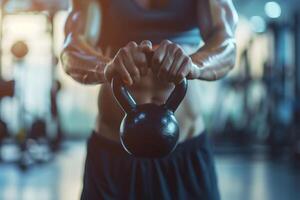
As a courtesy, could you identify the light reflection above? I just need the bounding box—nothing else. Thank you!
[265,1,282,19]
[250,16,266,33]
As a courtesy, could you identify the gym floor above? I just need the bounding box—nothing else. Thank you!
[1,141,299,200]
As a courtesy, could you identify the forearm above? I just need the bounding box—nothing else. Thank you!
[61,0,108,85]
[190,32,236,81]
[191,0,238,81]
[61,36,111,85]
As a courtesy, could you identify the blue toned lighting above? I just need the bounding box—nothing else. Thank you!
[265,1,282,19]
[250,16,266,33]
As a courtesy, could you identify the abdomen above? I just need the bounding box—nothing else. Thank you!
[97,72,205,142]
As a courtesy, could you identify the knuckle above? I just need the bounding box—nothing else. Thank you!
[119,48,126,56]
[176,48,184,56]
[124,49,131,56]
[127,41,137,47]
[162,39,171,45]
[168,45,177,54]
[168,46,174,52]
[141,40,151,45]
[170,43,178,49]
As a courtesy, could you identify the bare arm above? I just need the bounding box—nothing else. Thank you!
[190,0,238,81]
[60,0,111,84]
[149,0,238,83]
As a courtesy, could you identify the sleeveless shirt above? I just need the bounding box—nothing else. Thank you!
[97,0,201,52]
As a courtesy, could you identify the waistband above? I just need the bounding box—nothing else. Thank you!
[88,130,210,158]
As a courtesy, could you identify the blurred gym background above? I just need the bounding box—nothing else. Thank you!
[0,0,300,200]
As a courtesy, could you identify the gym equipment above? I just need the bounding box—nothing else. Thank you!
[113,78,187,158]
[112,52,188,158]
[29,119,47,139]
[50,80,63,151]
[292,12,300,163]
[0,80,15,98]
[11,40,29,59]
[0,80,15,161]
[0,3,65,169]
[0,119,8,141]
[209,38,260,144]
[0,80,15,140]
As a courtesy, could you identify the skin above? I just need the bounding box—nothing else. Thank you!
[61,0,238,142]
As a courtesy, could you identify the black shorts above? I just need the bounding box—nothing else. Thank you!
[81,131,220,200]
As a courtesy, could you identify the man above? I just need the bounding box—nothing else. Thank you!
[61,0,238,199]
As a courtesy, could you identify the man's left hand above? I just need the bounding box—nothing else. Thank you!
[151,40,199,83]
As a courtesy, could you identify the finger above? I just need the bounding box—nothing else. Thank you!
[115,56,133,85]
[139,40,152,53]
[139,40,153,72]
[152,40,171,73]
[105,62,129,84]
[157,43,177,80]
[168,50,185,82]
[121,50,141,83]
[138,54,149,77]
[157,55,172,80]
[104,62,113,83]
[130,47,148,76]
[174,57,190,84]
[126,41,138,49]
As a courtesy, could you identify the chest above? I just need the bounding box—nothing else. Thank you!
[100,0,197,24]
[132,0,170,10]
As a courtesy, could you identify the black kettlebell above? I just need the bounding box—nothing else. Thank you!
[112,52,188,158]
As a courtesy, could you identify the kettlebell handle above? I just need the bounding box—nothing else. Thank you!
[112,51,188,113]
[165,78,187,112]
[112,78,137,113]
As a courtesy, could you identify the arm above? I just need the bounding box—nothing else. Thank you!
[150,0,237,83]
[190,0,238,81]
[60,0,111,84]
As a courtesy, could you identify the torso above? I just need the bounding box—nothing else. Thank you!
[131,0,169,9]
[97,0,201,52]
[95,0,205,143]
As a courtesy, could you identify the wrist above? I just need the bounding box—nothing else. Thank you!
[196,67,219,81]
[197,67,208,80]
[189,61,218,81]
[188,62,203,80]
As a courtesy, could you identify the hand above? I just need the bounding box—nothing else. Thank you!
[151,40,198,83]
[104,40,152,85]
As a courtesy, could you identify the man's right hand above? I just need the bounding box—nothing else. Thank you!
[104,40,152,86]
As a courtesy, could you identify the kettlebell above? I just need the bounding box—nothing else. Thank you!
[112,52,188,158]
